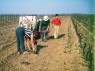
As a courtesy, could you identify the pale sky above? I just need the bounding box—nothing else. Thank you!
[0,0,94,14]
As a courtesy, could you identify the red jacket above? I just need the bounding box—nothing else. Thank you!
[51,17,61,25]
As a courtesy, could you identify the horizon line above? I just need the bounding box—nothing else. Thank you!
[0,13,94,15]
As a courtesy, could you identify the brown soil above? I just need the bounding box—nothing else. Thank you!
[0,16,89,71]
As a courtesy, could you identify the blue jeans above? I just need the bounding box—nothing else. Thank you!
[16,27,25,53]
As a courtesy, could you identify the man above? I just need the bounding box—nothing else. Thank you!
[39,16,50,41]
[16,26,25,54]
[51,14,62,39]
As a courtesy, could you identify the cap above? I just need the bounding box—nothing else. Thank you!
[43,16,49,21]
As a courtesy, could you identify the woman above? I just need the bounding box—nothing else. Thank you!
[24,22,37,53]
[16,26,26,54]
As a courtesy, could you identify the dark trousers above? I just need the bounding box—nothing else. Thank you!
[40,31,48,40]
[16,27,25,52]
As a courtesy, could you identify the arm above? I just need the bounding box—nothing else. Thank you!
[39,21,42,32]
[59,19,61,25]
[46,25,50,32]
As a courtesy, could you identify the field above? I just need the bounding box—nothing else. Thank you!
[0,14,94,71]
[71,14,94,70]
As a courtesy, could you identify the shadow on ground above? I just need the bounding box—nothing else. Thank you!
[48,34,65,40]
[36,44,48,54]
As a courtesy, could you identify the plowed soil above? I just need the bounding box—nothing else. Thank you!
[0,16,89,71]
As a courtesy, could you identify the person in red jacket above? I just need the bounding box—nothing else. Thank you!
[51,14,62,39]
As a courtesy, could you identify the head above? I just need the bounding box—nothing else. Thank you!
[23,20,30,28]
[55,14,59,17]
[43,16,49,21]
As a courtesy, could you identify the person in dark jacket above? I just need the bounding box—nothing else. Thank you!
[39,16,50,41]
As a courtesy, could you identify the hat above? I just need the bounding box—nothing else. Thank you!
[43,16,49,21]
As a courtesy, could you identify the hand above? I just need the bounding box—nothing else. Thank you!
[39,30,41,32]
[45,29,48,32]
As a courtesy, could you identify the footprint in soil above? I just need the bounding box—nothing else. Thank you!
[21,61,31,65]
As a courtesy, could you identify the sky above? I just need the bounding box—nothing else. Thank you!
[0,0,94,14]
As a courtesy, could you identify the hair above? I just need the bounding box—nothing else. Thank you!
[55,14,59,17]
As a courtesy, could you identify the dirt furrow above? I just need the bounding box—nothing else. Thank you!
[0,16,89,71]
